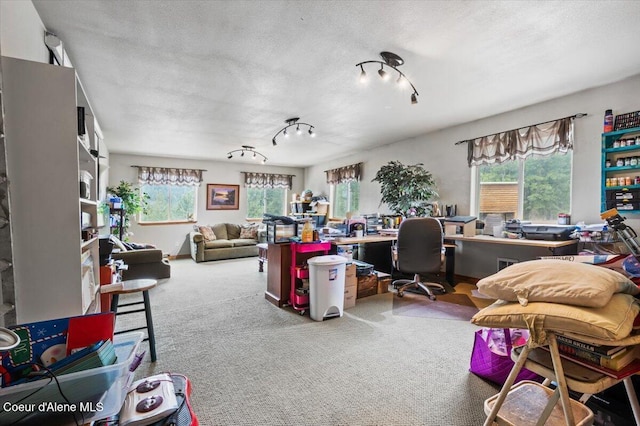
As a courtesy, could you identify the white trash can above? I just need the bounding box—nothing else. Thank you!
[308,255,347,321]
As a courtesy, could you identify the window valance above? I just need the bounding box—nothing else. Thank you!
[464,116,576,167]
[243,172,293,189]
[135,166,204,186]
[325,163,362,184]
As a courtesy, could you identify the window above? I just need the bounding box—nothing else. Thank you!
[246,187,287,218]
[474,152,572,223]
[140,184,198,223]
[333,180,360,218]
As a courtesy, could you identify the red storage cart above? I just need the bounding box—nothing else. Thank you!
[289,241,331,315]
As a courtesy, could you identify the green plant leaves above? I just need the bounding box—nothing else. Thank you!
[372,161,438,216]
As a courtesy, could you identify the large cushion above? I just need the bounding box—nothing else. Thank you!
[471,293,640,343]
[232,239,258,247]
[204,239,233,249]
[226,223,241,240]
[476,259,639,308]
[239,223,259,240]
[198,226,216,241]
[211,223,228,240]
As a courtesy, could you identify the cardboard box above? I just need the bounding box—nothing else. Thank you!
[377,271,392,294]
[357,274,378,299]
[345,263,357,287]
[344,284,357,309]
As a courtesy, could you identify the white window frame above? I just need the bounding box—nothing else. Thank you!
[246,187,288,219]
[138,183,198,224]
[331,180,359,218]
[470,152,573,221]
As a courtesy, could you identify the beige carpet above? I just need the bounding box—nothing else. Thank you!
[116,258,499,425]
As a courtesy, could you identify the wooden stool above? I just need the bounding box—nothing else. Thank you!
[257,243,268,272]
[104,278,158,362]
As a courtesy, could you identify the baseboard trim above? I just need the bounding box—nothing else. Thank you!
[169,254,191,260]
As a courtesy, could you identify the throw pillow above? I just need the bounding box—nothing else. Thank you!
[471,293,640,343]
[240,224,258,240]
[476,259,639,308]
[198,226,217,241]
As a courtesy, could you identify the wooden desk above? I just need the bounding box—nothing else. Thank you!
[444,234,578,252]
[445,234,579,278]
[331,235,457,286]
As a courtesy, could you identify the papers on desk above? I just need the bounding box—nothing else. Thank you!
[378,229,399,236]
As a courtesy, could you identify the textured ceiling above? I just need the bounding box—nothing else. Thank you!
[32,0,640,167]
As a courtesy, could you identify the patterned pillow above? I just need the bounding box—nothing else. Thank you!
[198,226,217,241]
[239,224,259,240]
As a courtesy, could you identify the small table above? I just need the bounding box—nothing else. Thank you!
[103,278,158,362]
[257,243,268,272]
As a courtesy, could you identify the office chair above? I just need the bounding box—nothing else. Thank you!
[392,217,446,300]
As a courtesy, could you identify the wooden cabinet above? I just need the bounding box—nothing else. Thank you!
[2,57,101,323]
[602,126,640,214]
[265,243,291,307]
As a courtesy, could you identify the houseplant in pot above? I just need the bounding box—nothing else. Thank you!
[372,161,438,217]
[106,180,149,240]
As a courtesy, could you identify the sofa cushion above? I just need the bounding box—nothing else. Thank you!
[232,238,258,247]
[226,223,241,240]
[211,223,228,240]
[239,223,259,239]
[198,226,217,241]
[204,239,234,249]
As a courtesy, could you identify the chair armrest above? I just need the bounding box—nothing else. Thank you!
[189,231,205,262]
[112,249,163,264]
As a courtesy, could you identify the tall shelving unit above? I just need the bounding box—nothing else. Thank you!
[602,126,640,214]
[2,56,101,324]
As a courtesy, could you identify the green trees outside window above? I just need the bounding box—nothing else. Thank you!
[333,180,360,218]
[140,184,197,222]
[247,187,286,218]
[478,152,571,222]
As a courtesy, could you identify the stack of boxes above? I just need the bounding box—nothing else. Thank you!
[344,263,357,309]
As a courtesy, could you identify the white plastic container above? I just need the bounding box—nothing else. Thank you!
[79,170,93,199]
[308,255,347,321]
[0,332,142,425]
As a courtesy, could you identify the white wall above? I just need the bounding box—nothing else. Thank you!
[109,154,304,256]
[0,1,47,63]
[307,74,640,227]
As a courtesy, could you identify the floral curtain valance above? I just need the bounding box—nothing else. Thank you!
[136,166,204,186]
[243,172,293,189]
[325,163,362,184]
[465,116,575,167]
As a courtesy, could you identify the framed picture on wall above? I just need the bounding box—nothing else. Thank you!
[207,184,240,210]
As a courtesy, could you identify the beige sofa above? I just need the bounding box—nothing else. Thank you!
[190,223,259,262]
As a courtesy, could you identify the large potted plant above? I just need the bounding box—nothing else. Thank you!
[372,161,438,217]
[106,180,149,240]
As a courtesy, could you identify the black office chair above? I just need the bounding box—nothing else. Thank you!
[392,217,446,300]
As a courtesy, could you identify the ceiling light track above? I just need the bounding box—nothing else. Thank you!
[227,145,267,164]
[272,117,316,146]
[356,51,419,104]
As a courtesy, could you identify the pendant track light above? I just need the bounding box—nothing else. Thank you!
[226,145,267,164]
[356,51,419,105]
[271,117,316,146]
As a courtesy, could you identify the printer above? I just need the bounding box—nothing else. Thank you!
[521,224,577,241]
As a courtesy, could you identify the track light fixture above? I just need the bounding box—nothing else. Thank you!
[271,117,316,146]
[356,51,419,105]
[226,145,267,164]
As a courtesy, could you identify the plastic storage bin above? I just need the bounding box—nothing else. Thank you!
[0,332,143,425]
[308,255,347,321]
[484,380,594,426]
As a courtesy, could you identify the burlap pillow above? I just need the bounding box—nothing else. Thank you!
[471,293,640,343]
[239,224,258,240]
[198,226,217,241]
[477,259,639,308]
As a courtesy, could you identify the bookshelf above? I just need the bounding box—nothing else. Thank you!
[2,57,102,323]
